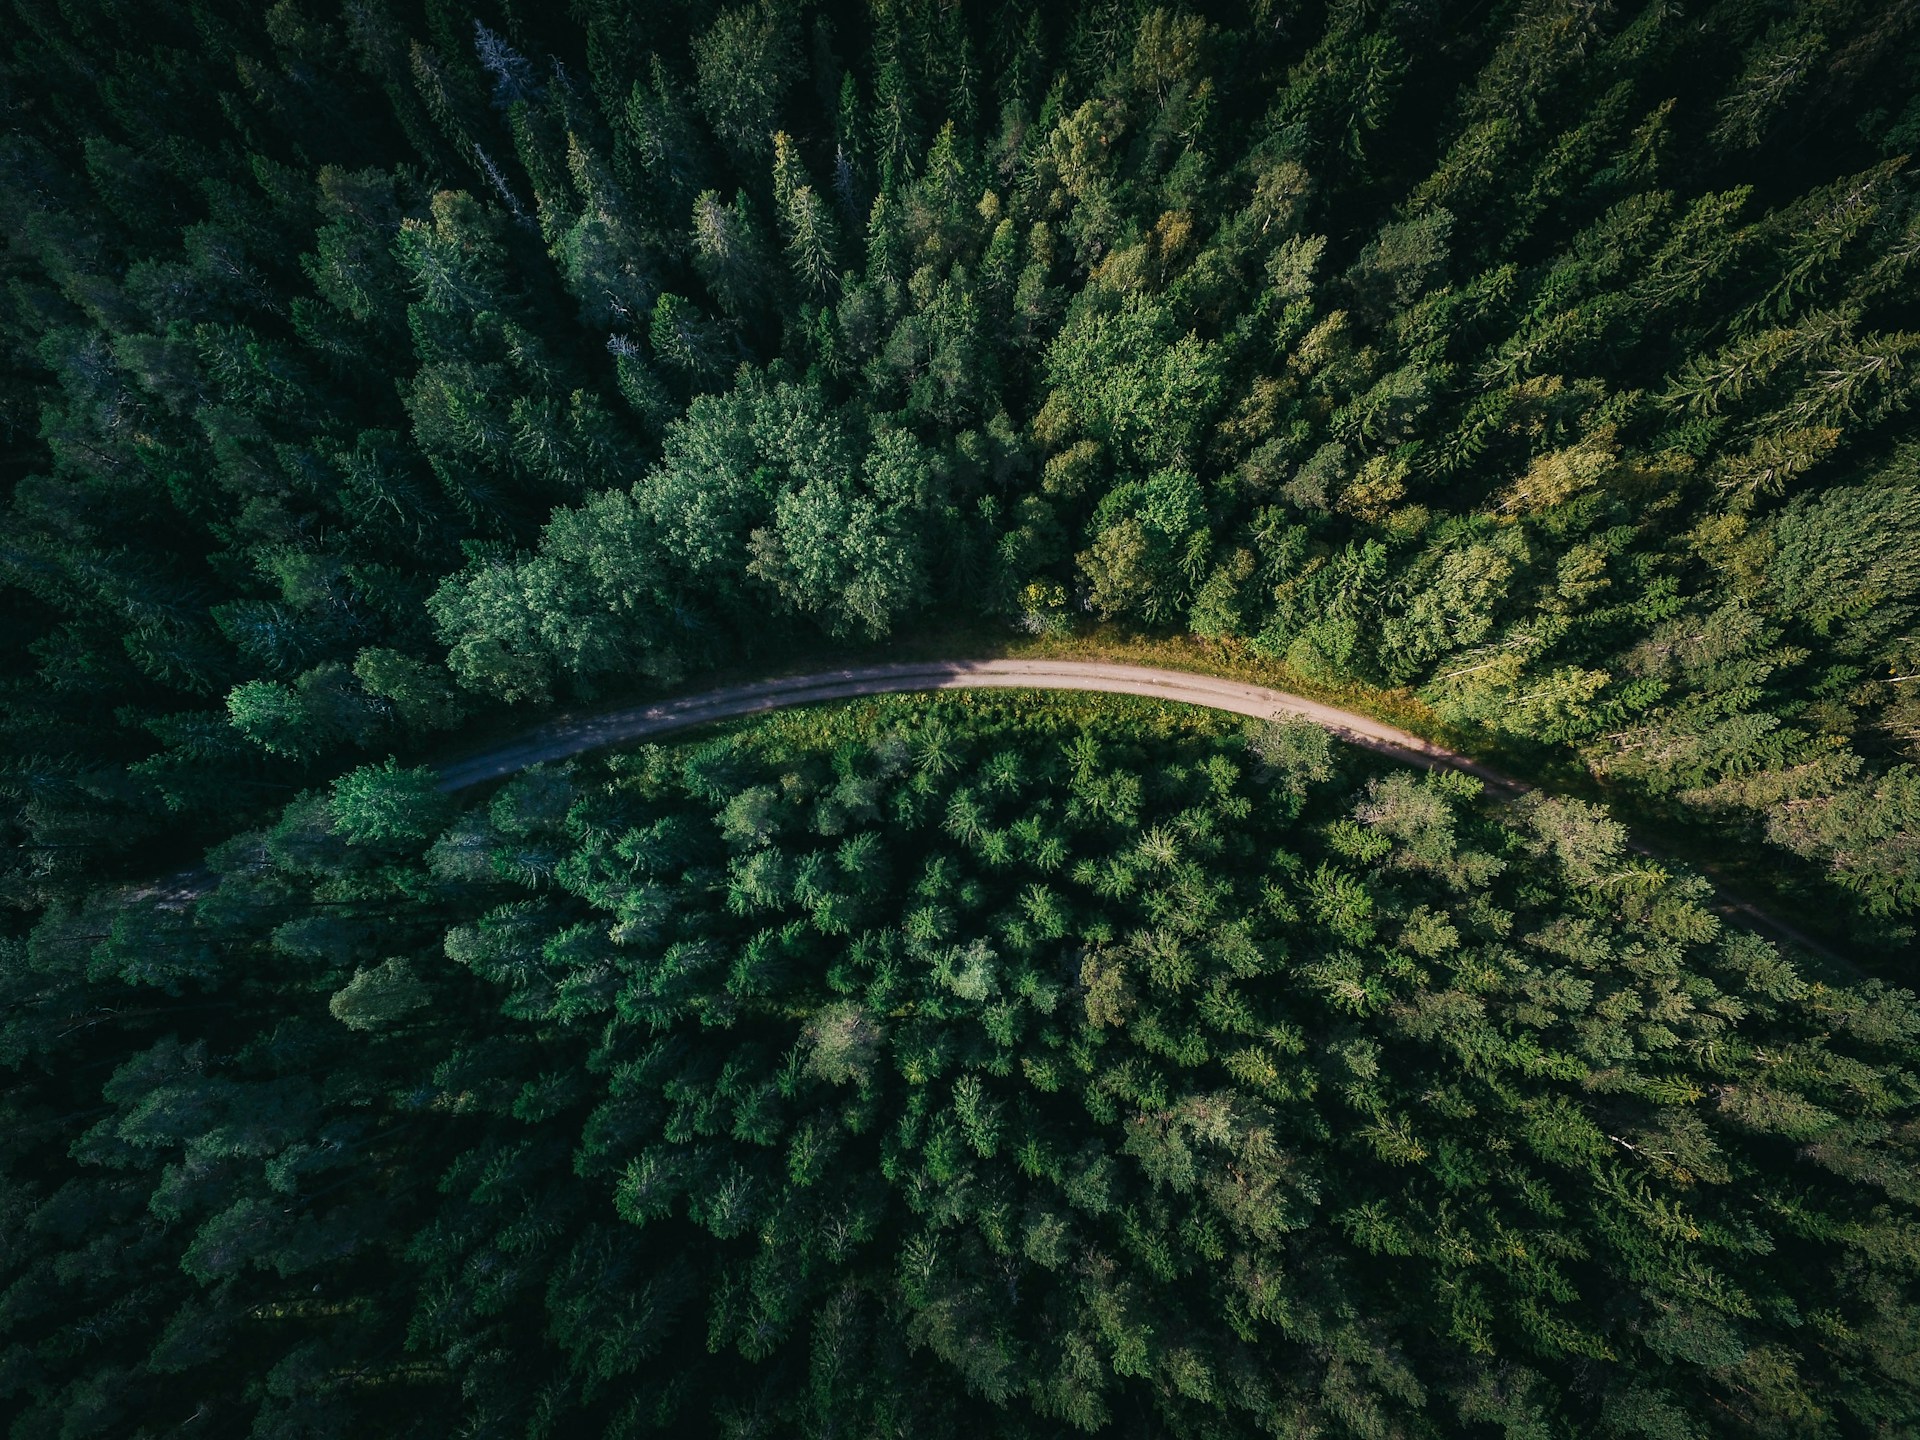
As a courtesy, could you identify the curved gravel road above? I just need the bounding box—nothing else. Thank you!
[434,659,1517,791]
[430,658,1843,970]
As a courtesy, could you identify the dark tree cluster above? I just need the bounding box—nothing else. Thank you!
[4,694,1917,1436]
[1,0,1919,932]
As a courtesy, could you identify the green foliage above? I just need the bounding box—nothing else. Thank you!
[4,4,1920,1428]
[329,759,453,846]
[329,956,430,1031]
[7,694,1919,1434]
[1,0,1918,929]
[1039,293,1223,472]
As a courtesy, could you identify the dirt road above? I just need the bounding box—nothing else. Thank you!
[433,659,1521,791]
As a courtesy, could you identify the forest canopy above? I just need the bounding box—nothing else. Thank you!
[5,1,1920,1436]
[6,692,1919,1435]
[1,0,1919,938]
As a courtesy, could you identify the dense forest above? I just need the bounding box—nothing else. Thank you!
[5,692,1918,1434]
[3,0,1920,936]
[6,1,1920,1435]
